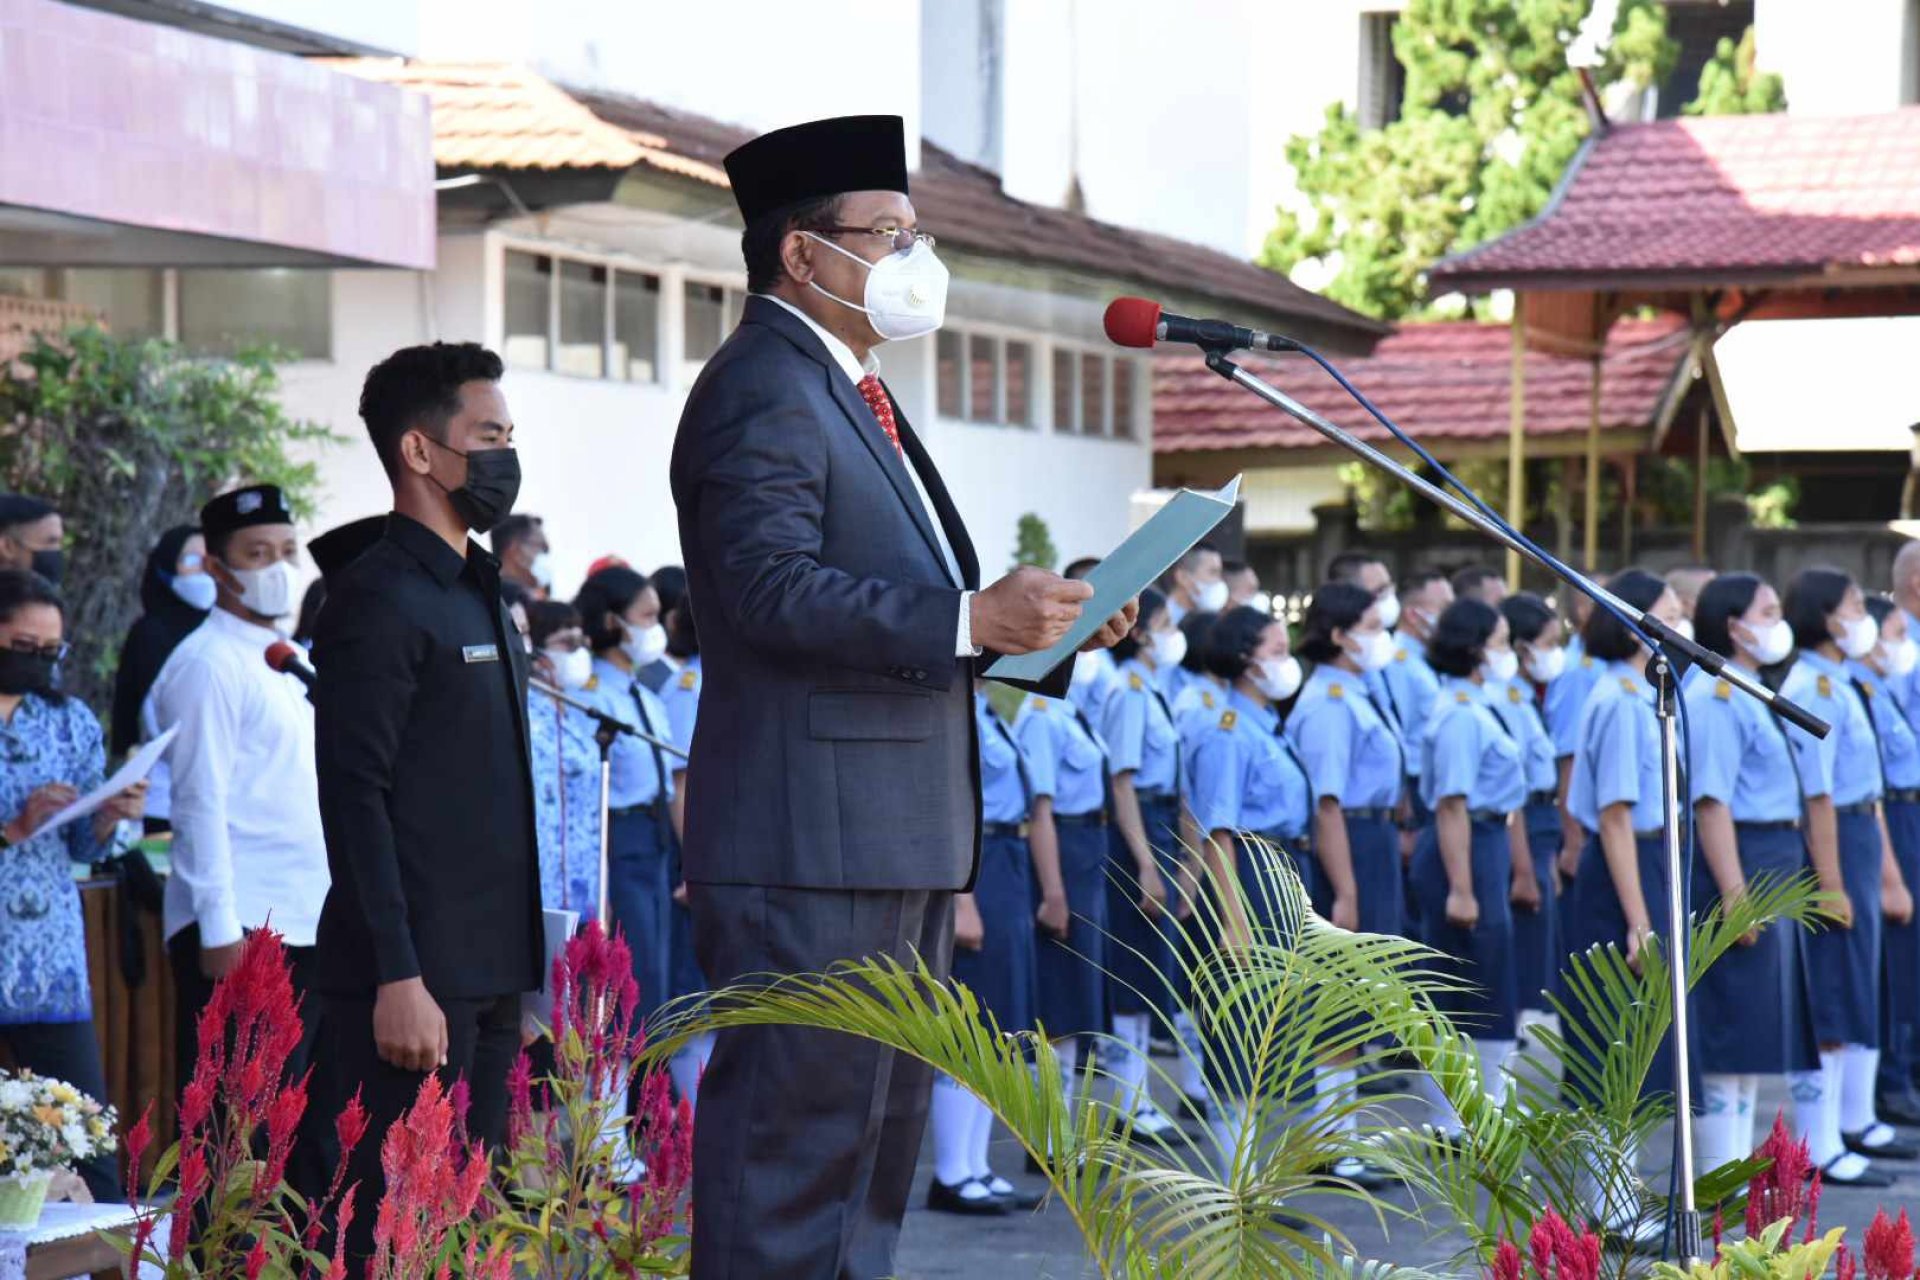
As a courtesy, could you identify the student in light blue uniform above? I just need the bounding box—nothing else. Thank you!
[1161,606,1219,711]
[926,686,1049,1216]
[1015,676,1109,1101]
[526,601,602,919]
[1779,567,1919,1184]
[1097,588,1184,1138]
[1546,590,1601,899]
[653,592,712,1111]
[1381,570,1452,812]
[1413,600,1524,1133]
[1496,593,1568,1016]
[574,567,678,1030]
[1064,556,1119,721]
[1166,606,1226,1114]
[1684,573,1820,1177]
[1863,595,1920,1124]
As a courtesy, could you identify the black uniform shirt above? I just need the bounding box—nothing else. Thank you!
[311,513,541,999]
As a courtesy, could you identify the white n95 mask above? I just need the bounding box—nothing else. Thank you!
[229,560,300,619]
[803,234,949,342]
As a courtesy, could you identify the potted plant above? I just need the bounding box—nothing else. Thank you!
[0,1070,116,1228]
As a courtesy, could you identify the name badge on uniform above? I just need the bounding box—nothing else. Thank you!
[463,644,501,664]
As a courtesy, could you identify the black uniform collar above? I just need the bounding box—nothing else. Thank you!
[384,512,490,588]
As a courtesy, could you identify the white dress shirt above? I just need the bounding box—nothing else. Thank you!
[757,294,978,655]
[148,606,330,948]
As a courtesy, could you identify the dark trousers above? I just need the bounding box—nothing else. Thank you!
[0,1019,119,1199]
[690,884,953,1280]
[320,990,521,1263]
[168,925,334,1203]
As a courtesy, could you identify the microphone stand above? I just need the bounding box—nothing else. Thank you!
[1199,347,1829,1264]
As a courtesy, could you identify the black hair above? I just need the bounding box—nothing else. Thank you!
[741,194,845,295]
[1499,591,1555,647]
[1428,598,1501,678]
[1298,581,1375,664]
[1177,609,1218,675]
[489,513,543,558]
[1323,550,1383,585]
[651,564,689,619]
[1867,594,1898,628]
[358,342,505,480]
[1063,557,1100,581]
[0,567,61,625]
[574,566,653,654]
[1783,566,1854,653]
[1583,567,1667,662]
[293,578,327,647]
[1111,587,1167,665]
[1203,604,1278,682]
[0,494,54,536]
[1403,568,1447,598]
[1693,572,1763,660]
[527,599,582,650]
[1223,559,1253,579]
[1450,564,1501,601]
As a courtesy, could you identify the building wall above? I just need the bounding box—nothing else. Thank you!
[1755,0,1918,115]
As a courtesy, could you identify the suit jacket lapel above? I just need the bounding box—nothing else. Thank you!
[893,396,980,591]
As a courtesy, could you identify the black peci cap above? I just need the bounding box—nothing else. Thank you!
[724,115,909,225]
[200,484,292,542]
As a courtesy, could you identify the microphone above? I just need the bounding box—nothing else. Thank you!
[1103,295,1300,355]
[265,640,317,700]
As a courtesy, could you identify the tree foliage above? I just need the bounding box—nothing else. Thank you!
[1012,511,1058,573]
[1684,27,1786,117]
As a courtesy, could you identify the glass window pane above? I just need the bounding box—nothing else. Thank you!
[503,251,551,370]
[1112,359,1135,439]
[177,269,330,359]
[683,282,727,375]
[556,260,605,378]
[64,269,163,339]
[612,271,659,383]
[1006,341,1032,427]
[1080,353,1107,436]
[1052,348,1076,432]
[968,334,998,423]
[0,269,49,298]
[936,330,964,418]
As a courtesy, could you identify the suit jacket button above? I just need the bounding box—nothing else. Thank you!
[914,669,927,680]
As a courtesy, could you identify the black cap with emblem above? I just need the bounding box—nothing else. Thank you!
[724,115,909,225]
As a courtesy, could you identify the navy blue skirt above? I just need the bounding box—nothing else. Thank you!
[1806,808,1885,1047]
[1411,817,1519,1040]
[1034,820,1110,1038]
[1201,834,1314,1102]
[1513,800,1563,1008]
[1692,823,1818,1074]
[607,807,674,1026]
[1309,811,1403,938]
[1105,794,1182,1019]
[953,833,1038,1035]
[1884,800,1920,1081]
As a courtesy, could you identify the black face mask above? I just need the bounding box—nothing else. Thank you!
[0,649,57,696]
[29,548,63,586]
[424,438,521,534]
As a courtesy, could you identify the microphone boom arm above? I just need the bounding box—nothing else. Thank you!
[531,678,688,760]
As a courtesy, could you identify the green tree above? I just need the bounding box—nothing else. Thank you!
[1262,0,1675,319]
[1683,26,1786,116]
[1011,511,1057,573]
[0,326,333,714]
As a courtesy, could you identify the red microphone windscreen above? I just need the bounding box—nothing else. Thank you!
[1103,296,1162,350]
[264,640,300,673]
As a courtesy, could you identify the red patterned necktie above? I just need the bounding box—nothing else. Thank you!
[856,373,903,456]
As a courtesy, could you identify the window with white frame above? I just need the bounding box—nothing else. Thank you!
[0,266,327,355]
[934,328,1036,427]
[681,281,737,381]
[1049,345,1141,439]
[503,247,667,383]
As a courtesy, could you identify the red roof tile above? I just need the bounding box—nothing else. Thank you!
[1153,316,1691,455]
[1431,109,1920,292]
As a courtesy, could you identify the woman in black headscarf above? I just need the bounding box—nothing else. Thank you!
[109,524,211,761]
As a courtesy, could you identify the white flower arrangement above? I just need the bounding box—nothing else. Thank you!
[0,1069,116,1178]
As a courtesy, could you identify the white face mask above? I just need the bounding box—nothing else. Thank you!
[1881,635,1919,677]
[1740,617,1794,666]
[171,573,217,612]
[1374,590,1401,631]
[1483,649,1520,683]
[1150,628,1188,670]
[1070,653,1104,689]
[1350,629,1396,672]
[1525,645,1567,685]
[1195,579,1231,613]
[545,646,592,690]
[529,551,554,590]
[1839,614,1880,660]
[621,621,668,669]
[228,559,300,619]
[803,234,950,341]
[1251,654,1303,702]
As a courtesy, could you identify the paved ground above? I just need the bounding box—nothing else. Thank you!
[891,1073,1918,1279]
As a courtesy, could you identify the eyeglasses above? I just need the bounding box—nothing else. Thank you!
[815,226,936,254]
[3,639,69,662]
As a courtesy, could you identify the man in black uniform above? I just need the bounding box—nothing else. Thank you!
[310,342,542,1258]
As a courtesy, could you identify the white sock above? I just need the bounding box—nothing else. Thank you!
[1697,1075,1742,1172]
[1110,1013,1152,1110]
[667,1032,713,1114]
[1476,1038,1517,1108]
[1174,1011,1208,1098]
[968,1091,996,1181]
[1839,1044,1884,1136]
[931,1075,978,1186]
[1737,1075,1761,1155]
[1578,1135,1641,1231]
[1313,1065,1359,1135]
[1790,1063,1839,1166]
[1056,1038,1081,1110]
[1207,1099,1249,1167]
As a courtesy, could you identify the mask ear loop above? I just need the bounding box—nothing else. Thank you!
[800,232,876,318]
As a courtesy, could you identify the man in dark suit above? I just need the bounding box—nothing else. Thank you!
[671,115,1133,1280]
[311,342,543,1260]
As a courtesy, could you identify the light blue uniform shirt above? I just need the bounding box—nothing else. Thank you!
[976,692,1032,824]
[1174,677,1228,796]
[1849,660,1920,790]
[1189,688,1312,840]
[1380,633,1440,780]
[1780,650,1882,806]
[1101,657,1179,793]
[586,656,677,810]
[1684,667,1802,823]
[1289,661,1403,809]
[1014,693,1108,818]
[1421,677,1527,813]
[1894,610,1920,728]
[1487,676,1557,797]
[1567,661,1663,832]
[1069,650,1118,723]
[1160,662,1204,710]
[657,654,703,760]
[1546,643,1603,759]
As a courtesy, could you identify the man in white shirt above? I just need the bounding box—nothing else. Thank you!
[148,483,331,1187]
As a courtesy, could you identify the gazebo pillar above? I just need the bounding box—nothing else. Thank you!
[1506,309,1526,587]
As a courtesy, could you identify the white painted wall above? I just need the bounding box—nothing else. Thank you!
[1755,0,1917,115]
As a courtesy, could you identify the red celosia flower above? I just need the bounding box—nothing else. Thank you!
[245,1235,268,1280]
[506,1051,533,1146]
[1866,1207,1916,1280]
[1746,1111,1816,1239]
[1841,1243,1861,1280]
[122,1107,151,1199]
[1491,1238,1522,1280]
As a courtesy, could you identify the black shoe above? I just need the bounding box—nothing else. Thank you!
[1843,1128,1920,1161]
[984,1177,1046,1211]
[1878,1089,1920,1127]
[1820,1154,1896,1188]
[926,1177,1010,1215]
[1149,1035,1179,1057]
